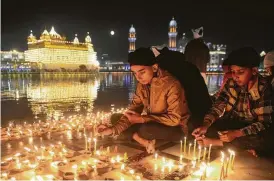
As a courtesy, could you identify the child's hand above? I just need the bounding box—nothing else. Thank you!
[97,124,113,136]
[192,126,208,138]
[124,110,145,124]
[219,130,243,142]
[97,124,108,132]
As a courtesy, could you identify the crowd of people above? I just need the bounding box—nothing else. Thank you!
[97,36,274,158]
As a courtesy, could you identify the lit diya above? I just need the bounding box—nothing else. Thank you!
[1,133,9,141]
[19,153,27,159]
[97,161,109,168]
[35,166,44,174]
[69,159,76,163]
[56,161,68,177]
[63,171,75,180]
[83,150,92,155]
[1,162,11,170]
[95,150,108,161]
[77,167,87,176]
[51,127,58,132]
[57,161,67,168]
[65,151,74,158]
[89,160,108,169]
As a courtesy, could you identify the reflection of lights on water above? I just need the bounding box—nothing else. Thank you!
[25,77,100,116]
[27,80,100,103]
[8,81,11,91]
[23,79,25,91]
[15,89,20,100]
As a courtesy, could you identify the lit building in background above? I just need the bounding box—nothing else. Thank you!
[24,27,99,71]
[166,20,227,71]
[1,50,25,62]
[128,25,136,53]
[177,33,188,53]
[207,43,227,72]
[1,50,31,71]
[103,61,130,71]
[168,17,178,51]
[99,53,110,68]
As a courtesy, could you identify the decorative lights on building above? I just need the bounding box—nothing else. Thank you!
[207,43,227,71]
[85,32,92,44]
[128,25,136,53]
[24,26,98,70]
[73,34,79,44]
[168,17,178,51]
[27,30,37,44]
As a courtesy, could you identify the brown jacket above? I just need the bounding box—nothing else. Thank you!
[111,69,190,135]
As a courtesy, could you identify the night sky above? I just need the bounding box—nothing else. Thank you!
[2,0,274,61]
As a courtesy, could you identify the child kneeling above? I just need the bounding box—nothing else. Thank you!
[192,47,274,157]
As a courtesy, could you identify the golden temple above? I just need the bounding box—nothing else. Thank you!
[25,27,98,71]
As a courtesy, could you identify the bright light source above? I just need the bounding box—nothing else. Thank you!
[110,30,115,36]
[260,51,266,57]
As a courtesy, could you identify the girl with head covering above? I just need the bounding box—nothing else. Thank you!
[184,28,210,83]
[152,46,212,130]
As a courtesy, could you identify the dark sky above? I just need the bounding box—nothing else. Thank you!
[2,0,274,60]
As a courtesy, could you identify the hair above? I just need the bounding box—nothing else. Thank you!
[156,50,186,78]
[128,47,156,66]
[156,48,212,125]
[184,38,210,72]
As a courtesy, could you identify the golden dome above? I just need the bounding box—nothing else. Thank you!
[42,29,49,35]
[85,32,92,43]
[73,34,79,44]
[40,29,51,41]
[129,25,136,33]
[49,26,62,40]
[169,17,177,27]
[27,30,37,43]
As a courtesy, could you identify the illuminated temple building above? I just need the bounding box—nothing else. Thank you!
[24,27,98,71]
